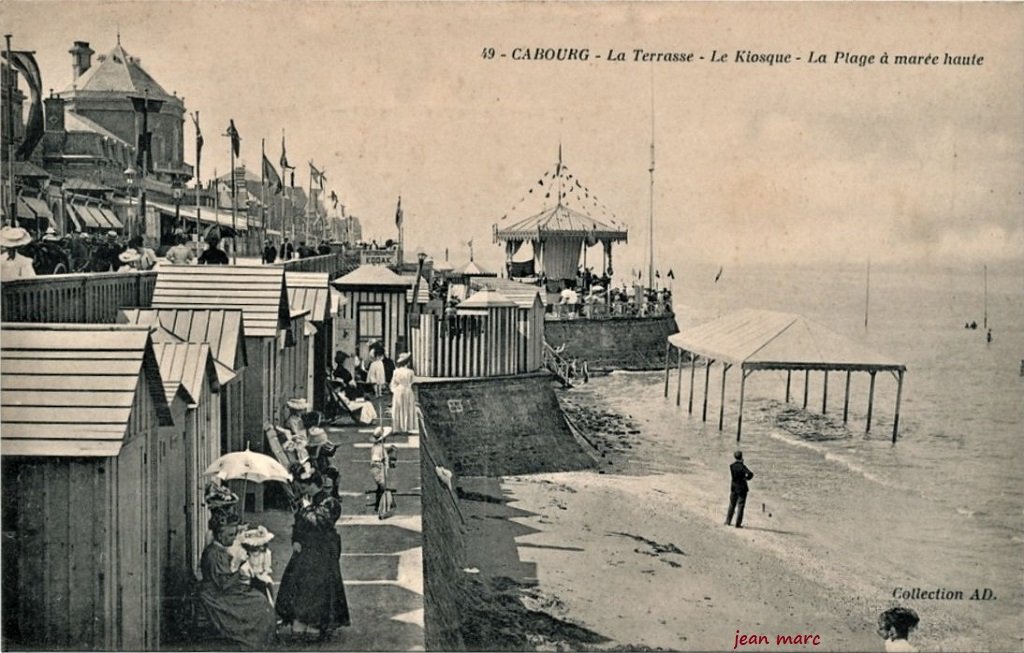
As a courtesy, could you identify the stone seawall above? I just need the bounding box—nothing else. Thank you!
[544,315,679,371]
[417,373,596,477]
[419,418,468,651]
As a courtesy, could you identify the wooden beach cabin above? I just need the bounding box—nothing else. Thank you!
[117,307,247,458]
[149,341,220,627]
[1,324,173,650]
[151,266,293,455]
[664,309,907,442]
[332,264,411,360]
[279,306,313,418]
[286,271,334,410]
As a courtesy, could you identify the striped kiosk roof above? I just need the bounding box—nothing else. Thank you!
[286,271,332,323]
[1,324,173,457]
[118,307,247,383]
[152,266,291,338]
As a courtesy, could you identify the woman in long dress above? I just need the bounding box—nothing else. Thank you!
[197,515,277,649]
[276,467,350,640]
[390,353,416,434]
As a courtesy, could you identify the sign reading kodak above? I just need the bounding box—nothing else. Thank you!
[360,249,399,266]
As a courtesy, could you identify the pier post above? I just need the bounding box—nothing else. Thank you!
[822,370,829,414]
[785,370,791,402]
[866,371,876,433]
[719,363,731,431]
[688,354,696,415]
[803,370,810,409]
[843,371,851,424]
[892,369,904,443]
[703,359,714,422]
[663,342,671,398]
[675,349,683,406]
[737,369,748,441]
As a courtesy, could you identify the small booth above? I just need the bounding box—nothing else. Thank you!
[332,264,412,360]
[286,271,334,410]
[1,324,173,650]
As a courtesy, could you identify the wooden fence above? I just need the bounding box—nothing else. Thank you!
[1,271,158,323]
[282,251,359,279]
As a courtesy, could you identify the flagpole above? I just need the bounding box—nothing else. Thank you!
[193,111,201,246]
[261,137,266,256]
[306,162,313,245]
[4,34,16,228]
[229,127,237,264]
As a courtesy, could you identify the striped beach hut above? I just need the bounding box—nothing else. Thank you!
[1,324,173,650]
[478,278,546,373]
[150,342,220,617]
[286,271,334,410]
[117,307,247,457]
[151,267,292,459]
[332,264,411,360]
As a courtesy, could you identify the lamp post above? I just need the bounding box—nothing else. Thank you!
[409,249,428,353]
[124,166,136,238]
[172,178,183,234]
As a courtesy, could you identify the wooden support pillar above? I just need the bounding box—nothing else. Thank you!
[688,355,697,414]
[702,359,714,422]
[822,370,829,414]
[675,349,683,406]
[785,370,791,403]
[663,342,671,398]
[719,363,731,431]
[892,369,905,443]
[866,371,877,433]
[737,369,748,441]
[843,371,851,424]
[803,370,810,409]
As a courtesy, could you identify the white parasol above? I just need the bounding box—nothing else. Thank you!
[204,445,292,519]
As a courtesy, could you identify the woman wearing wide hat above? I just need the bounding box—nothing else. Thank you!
[0,226,37,281]
[276,466,350,641]
[390,352,417,434]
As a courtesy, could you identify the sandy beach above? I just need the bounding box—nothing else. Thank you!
[456,384,1021,652]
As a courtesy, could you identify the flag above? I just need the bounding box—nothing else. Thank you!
[714,266,723,282]
[395,196,403,228]
[3,51,44,159]
[262,154,282,194]
[310,163,324,189]
[655,270,660,279]
[225,120,240,157]
[280,132,293,171]
[667,269,675,279]
[191,112,203,172]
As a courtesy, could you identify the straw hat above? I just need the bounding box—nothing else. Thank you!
[42,227,60,242]
[307,426,329,448]
[396,352,412,366]
[372,426,393,442]
[286,397,309,411]
[237,524,275,548]
[118,249,141,264]
[106,230,118,239]
[0,226,33,248]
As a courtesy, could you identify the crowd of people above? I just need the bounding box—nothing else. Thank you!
[262,237,333,263]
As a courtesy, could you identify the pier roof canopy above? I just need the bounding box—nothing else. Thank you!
[0,324,172,457]
[495,204,628,241]
[668,309,905,372]
[152,266,291,338]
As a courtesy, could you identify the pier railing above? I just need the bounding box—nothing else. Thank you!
[282,251,358,279]
[2,271,158,323]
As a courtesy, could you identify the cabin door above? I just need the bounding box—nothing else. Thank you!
[356,303,385,359]
[117,437,147,649]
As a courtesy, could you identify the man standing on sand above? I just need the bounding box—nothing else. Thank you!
[726,450,754,528]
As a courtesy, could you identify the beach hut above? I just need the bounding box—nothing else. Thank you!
[332,264,411,360]
[117,307,247,458]
[279,307,313,418]
[151,267,294,512]
[150,343,220,593]
[664,309,907,442]
[478,278,546,373]
[1,324,173,650]
[286,271,334,410]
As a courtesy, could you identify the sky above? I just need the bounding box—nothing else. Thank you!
[3,1,1022,276]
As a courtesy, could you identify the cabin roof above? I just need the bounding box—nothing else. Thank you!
[332,264,410,289]
[475,278,544,309]
[151,342,218,405]
[1,324,173,457]
[286,271,332,323]
[151,266,290,338]
[452,260,496,277]
[458,288,517,309]
[117,307,247,384]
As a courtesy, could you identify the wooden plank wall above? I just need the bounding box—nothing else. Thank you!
[411,308,527,378]
[338,288,407,359]
[0,271,157,324]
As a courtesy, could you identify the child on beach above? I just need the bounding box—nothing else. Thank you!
[877,606,919,652]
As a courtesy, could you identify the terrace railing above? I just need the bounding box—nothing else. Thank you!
[2,271,158,324]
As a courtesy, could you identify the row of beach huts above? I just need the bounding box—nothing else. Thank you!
[1,260,547,650]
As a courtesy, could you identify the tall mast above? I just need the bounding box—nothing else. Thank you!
[647,73,655,287]
[864,258,871,329]
[983,264,988,329]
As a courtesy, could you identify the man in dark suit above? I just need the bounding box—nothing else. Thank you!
[726,450,754,528]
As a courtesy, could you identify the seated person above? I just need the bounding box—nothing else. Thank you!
[198,513,277,649]
[330,351,363,400]
[275,398,311,464]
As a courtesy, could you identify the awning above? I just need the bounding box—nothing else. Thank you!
[15,197,36,221]
[21,197,53,223]
[149,201,248,231]
[82,205,115,230]
[97,207,123,229]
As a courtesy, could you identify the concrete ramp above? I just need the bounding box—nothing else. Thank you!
[417,373,596,477]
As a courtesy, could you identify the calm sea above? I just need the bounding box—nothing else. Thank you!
[583,261,1023,649]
